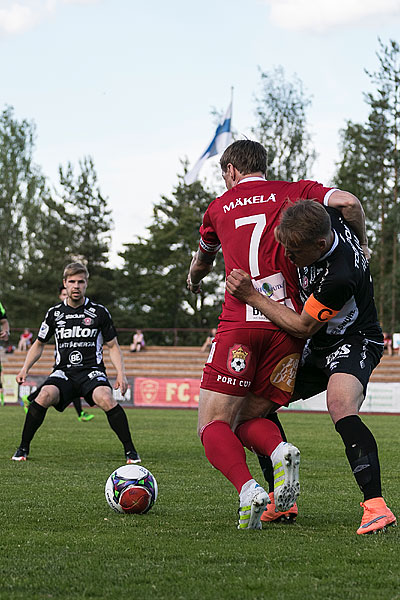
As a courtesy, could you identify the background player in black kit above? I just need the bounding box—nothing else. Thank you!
[227,200,396,535]
[21,285,95,421]
[12,262,140,464]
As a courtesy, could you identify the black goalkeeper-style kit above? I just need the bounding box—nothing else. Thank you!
[36,298,117,410]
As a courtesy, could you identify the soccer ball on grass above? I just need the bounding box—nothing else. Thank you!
[105,464,158,514]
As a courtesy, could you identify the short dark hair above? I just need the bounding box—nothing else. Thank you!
[59,285,66,294]
[275,200,332,247]
[220,140,267,176]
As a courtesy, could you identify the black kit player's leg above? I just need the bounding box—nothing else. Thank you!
[335,415,382,500]
[72,396,83,417]
[106,404,140,461]
[19,400,48,453]
[258,412,288,492]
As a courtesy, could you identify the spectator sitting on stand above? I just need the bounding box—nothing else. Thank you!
[383,332,393,356]
[130,330,145,352]
[201,328,217,353]
[17,328,32,351]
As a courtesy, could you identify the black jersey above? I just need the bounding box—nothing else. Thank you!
[299,208,382,348]
[37,298,117,371]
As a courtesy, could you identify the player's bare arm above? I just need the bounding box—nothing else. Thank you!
[106,337,128,395]
[16,339,46,383]
[226,269,323,339]
[327,191,370,259]
[187,250,214,293]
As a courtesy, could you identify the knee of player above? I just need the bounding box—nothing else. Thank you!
[93,387,115,410]
[37,386,58,407]
[327,394,362,421]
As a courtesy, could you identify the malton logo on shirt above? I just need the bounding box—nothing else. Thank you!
[227,344,250,374]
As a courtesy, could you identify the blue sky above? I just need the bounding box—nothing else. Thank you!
[2,0,400,264]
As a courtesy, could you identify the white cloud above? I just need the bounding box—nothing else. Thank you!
[265,0,400,33]
[0,0,98,37]
[0,2,40,35]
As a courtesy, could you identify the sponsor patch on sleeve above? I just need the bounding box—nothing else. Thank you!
[304,294,340,322]
[38,321,49,339]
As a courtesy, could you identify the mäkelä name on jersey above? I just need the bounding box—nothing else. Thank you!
[223,194,276,213]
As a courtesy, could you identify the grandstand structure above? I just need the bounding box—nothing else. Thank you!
[2,345,399,382]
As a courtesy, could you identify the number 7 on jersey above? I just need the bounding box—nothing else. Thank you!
[235,214,266,278]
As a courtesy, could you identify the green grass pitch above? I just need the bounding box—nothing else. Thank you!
[1,406,398,600]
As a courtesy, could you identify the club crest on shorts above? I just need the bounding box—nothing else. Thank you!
[227,344,250,374]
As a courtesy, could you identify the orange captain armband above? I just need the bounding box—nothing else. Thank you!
[304,294,340,323]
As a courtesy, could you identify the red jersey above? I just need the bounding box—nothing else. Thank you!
[199,177,334,332]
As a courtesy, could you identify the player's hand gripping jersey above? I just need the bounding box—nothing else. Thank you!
[37,298,117,370]
[199,178,334,331]
[299,207,382,347]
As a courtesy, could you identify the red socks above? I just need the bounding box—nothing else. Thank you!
[236,417,282,456]
[200,420,253,493]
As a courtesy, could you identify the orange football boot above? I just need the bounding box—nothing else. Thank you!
[356,497,397,535]
[261,492,298,523]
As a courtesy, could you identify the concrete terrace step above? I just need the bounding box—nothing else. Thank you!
[3,346,400,381]
[1,345,207,379]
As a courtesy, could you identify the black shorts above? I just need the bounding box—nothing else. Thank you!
[293,334,384,400]
[41,368,112,412]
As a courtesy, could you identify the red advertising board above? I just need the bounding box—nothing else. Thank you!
[134,377,200,408]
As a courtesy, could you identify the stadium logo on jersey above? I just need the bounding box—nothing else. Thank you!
[69,351,83,365]
[270,354,300,393]
[227,344,250,374]
[83,317,94,326]
[65,313,85,319]
[301,276,309,289]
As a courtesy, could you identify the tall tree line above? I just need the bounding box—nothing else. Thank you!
[0,106,114,330]
[335,39,400,332]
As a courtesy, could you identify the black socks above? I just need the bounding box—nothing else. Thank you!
[335,415,382,501]
[106,404,136,454]
[21,400,48,451]
[257,412,287,493]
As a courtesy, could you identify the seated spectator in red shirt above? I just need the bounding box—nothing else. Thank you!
[18,328,33,351]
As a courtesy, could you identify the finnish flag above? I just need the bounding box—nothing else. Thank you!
[184,101,232,185]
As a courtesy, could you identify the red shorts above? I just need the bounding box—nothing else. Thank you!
[200,328,304,406]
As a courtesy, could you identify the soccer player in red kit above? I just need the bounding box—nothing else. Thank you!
[187,140,369,529]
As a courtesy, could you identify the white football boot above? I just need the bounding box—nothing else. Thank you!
[271,442,300,512]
